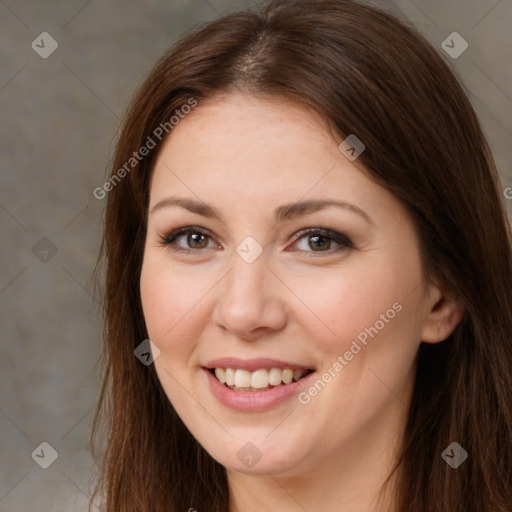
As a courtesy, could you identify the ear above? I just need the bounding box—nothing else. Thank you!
[421,283,464,344]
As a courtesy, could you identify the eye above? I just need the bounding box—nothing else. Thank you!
[159,226,353,255]
[160,226,217,253]
[289,227,353,256]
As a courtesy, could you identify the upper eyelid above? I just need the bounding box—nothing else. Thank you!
[162,226,352,252]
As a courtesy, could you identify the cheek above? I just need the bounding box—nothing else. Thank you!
[296,271,420,426]
[295,263,406,352]
[295,253,424,400]
[140,258,201,356]
[140,261,206,410]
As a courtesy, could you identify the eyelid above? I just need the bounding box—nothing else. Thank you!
[161,226,217,252]
[290,227,353,253]
[159,225,353,255]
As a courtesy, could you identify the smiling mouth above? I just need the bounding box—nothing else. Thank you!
[210,367,313,391]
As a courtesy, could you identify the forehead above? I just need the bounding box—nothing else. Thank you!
[148,93,406,230]
[162,93,335,158]
[152,94,362,189]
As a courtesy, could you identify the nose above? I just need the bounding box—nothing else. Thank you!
[212,249,288,340]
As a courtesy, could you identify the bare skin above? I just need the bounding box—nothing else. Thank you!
[140,92,463,511]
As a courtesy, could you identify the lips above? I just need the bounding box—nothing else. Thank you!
[203,363,316,412]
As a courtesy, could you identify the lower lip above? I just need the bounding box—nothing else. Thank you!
[203,368,315,412]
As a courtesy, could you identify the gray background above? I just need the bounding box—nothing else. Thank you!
[0,0,510,510]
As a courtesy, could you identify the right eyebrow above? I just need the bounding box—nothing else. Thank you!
[149,196,374,226]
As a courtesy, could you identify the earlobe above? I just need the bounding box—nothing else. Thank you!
[421,287,465,344]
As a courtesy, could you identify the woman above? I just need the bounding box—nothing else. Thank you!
[90,0,512,510]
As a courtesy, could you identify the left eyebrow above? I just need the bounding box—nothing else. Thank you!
[274,199,374,226]
[149,197,374,226]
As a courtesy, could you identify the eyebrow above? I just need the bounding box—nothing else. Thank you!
[149,196,374,225]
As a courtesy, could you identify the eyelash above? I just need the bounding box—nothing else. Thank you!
[159,226,353,257]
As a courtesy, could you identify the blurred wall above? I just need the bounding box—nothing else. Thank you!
[0,0,510,510]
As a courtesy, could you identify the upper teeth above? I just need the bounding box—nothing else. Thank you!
[214,368,306,389]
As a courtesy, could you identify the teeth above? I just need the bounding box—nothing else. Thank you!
[213,367,309,390]
[225,368,235,386]
[234,369,251,388]
[251,369,269,389]
[269,368,282,386]
[293,369,304,382]
[282,369,293,384]
[215,368,226,384]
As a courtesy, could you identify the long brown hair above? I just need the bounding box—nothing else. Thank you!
[90,0,512,510]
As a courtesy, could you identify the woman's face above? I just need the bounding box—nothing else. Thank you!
[140,93,446,476]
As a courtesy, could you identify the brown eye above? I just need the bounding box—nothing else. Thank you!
[291,228,353,255]
[161,226,353,256]
[186,232,209,249]
[162,227,215,253]
[306,234,332,251]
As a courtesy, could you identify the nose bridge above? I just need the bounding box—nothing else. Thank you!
[213,241,287,336]
[226,234,269,294]
[224,245,268,309]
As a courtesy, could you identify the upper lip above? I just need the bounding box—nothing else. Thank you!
[204,357,314,372]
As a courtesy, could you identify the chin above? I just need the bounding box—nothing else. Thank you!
[196,433,309,476]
